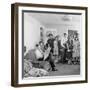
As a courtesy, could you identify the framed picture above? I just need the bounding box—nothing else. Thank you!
[11,3,88,87]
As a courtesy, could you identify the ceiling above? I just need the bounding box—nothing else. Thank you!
[27,12,81,27]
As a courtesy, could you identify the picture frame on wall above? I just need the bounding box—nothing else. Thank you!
[11,3,88,87]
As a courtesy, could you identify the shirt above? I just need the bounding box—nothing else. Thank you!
[35,47,44,59]
[61,36,67,48]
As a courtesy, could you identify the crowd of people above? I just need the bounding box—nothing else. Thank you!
[34,32,80,71]
[24,32,80,77]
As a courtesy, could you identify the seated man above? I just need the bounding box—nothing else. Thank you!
[24,41,44,68]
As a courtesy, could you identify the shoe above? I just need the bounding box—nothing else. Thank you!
[52,68,58,71]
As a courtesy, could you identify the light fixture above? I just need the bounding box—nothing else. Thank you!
[62,15,72,21]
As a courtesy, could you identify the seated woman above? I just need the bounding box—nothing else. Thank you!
[35,42,54,71]
[35,41,44,61]
[44,43,51,60]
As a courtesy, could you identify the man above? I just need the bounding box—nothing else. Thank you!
[61,33,68,63]
[47,34,54,53]
[61,33,68,48]
[46,34,58,71]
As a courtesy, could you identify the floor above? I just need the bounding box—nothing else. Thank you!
[49,63,80,76]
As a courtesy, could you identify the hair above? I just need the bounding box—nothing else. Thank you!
[44,43,49,50]
[48,33,53,37]
[46,43,49,47]
[55,35,59,39]
[39,41,44,45]
[35,44,38,47]
[64,33,67,36]
[40,27,43,30]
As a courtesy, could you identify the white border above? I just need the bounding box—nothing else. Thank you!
[18,6,86,84]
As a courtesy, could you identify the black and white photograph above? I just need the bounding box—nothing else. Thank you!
[23,12,81,78]
[11,3,87,87]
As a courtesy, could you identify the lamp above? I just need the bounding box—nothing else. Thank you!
[62,15,72,21]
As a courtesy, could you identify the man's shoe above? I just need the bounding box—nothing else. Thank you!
[52,68,58,71]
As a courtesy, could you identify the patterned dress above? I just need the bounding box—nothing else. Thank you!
[53,40,58,56]
[73,40,80,58]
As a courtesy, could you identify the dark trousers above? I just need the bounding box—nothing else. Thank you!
[61,48,67,63]
[45,53,55,70]
[38,57,44,61]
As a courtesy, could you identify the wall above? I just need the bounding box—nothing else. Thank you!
[0,0,89,90]
[44,21,81,43]
[45,24,80,36]
[45,24,81,40]
[24,13,44,50]
[45,14,82,37]
[43,14,82,43]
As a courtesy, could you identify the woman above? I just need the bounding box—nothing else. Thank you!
[73,37,80,64]
[53,36,59,56]
[35,41,44,61]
